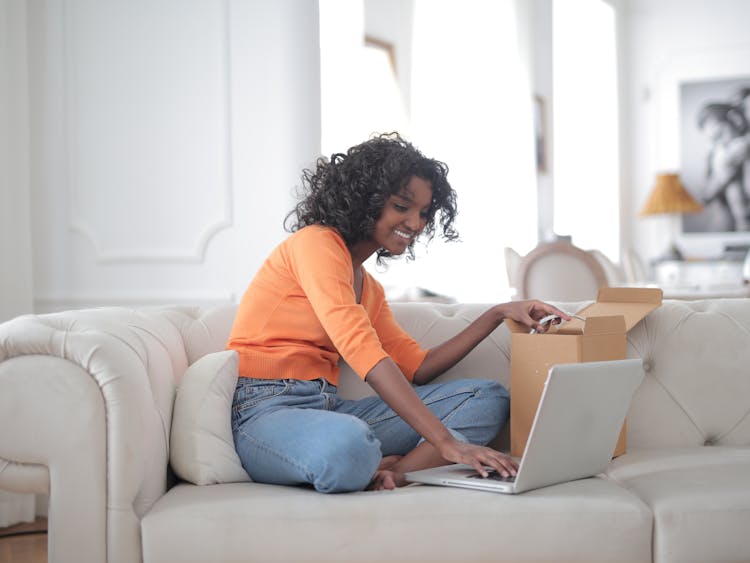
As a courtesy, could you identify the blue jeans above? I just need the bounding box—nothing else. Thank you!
[231,377,509,493]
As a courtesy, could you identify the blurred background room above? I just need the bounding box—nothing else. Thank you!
[3,0,750,319]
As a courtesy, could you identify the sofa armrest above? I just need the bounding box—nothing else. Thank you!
[0,310,187,563]
[0,355,106,562]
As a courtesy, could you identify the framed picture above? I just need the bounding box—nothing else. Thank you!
[533,94,547,173]
[680,76,750,234]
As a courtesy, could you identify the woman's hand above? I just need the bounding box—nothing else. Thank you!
[437,439,518,478]
[495,300,570,333]
[413,300,571,386]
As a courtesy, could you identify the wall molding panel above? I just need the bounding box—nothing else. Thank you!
[27,0,321,314]
[63,0,234,264]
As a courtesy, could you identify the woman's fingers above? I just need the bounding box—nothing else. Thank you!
[455,444,518,479]
[483,451,518,478]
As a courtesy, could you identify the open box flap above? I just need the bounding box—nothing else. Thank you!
[597,287,663,304]
[574,287,662,332]
[504,287,662,335]
[555,315,626,335]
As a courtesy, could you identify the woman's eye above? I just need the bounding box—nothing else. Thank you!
[394,203,408,212]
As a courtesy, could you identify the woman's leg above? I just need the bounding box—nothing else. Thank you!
[336,378,509,488]
[232,378,382,493]
[336,378,509,456]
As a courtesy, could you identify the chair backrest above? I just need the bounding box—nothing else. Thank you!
[513,241,609,301]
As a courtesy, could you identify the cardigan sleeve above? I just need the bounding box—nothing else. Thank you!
[366,276,428,382]
[285,228,390,379]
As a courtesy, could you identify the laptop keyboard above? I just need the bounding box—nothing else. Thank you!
[466,470,516,483]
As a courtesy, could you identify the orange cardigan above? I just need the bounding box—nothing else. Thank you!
[227,225,428,386]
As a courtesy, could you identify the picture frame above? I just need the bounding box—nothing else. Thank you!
[533,94,547,173]
[680,76,750,234]
[651,45,750,256]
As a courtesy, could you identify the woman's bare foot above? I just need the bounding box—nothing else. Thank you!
[368,469,408,491]
[368,455,406,491]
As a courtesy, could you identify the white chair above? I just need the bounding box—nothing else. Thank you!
[509,241,610,301]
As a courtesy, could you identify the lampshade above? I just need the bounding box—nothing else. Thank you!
[640,173,703,216]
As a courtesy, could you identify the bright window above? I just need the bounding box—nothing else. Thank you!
[319,0,537,302]
[553,0,620,260]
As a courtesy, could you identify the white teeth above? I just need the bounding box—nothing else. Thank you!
[394,229,411,239]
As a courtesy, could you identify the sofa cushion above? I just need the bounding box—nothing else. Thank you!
[606,446,750,482]
[169,350,250,485]
[607,447,750,563]
[141,479,653,563]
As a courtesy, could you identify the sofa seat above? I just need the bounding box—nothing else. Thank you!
[607,447,750,563]
[141,478,653,563]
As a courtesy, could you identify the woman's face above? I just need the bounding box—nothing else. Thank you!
[372,175,433,256]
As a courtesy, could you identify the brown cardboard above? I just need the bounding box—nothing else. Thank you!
[506,287,662,458]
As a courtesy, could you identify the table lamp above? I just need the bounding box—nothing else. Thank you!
[640,172,703,259]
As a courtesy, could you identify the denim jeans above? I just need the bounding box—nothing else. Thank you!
[231,376,509,493]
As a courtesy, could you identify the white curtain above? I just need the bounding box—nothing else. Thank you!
[371,0,538,303]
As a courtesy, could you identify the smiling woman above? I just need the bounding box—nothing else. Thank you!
[226,133,566,493]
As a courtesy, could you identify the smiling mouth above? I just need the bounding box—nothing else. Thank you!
[394,229,413,241]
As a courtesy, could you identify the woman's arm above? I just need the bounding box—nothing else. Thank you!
[412,300,569,386]
[366,357,518,478]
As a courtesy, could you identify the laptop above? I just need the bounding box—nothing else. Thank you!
[404,359,644,494]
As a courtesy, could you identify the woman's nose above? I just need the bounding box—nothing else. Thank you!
[405,211,424,231]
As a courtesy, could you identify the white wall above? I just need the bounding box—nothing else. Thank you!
[20,0,320,314]
[10,1,746,315]
[622,0,750,263]
[0,0,33,322]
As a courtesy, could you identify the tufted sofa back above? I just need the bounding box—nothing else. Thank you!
[623,299,750,449]
[4,298,747,460]
[149,299,750,452]
[2,297,749,563]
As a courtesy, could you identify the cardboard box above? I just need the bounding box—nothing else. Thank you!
[505,287,663,458]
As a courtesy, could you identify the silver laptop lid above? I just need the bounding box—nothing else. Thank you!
[513,358,644,493]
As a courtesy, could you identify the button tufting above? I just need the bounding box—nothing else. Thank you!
[642,360,652,373]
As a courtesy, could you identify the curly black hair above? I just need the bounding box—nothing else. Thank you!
[285,133,458,264]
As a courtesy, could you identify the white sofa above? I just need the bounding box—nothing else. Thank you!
[1,299,749,563]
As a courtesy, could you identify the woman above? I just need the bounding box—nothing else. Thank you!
[227,133,567,493]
